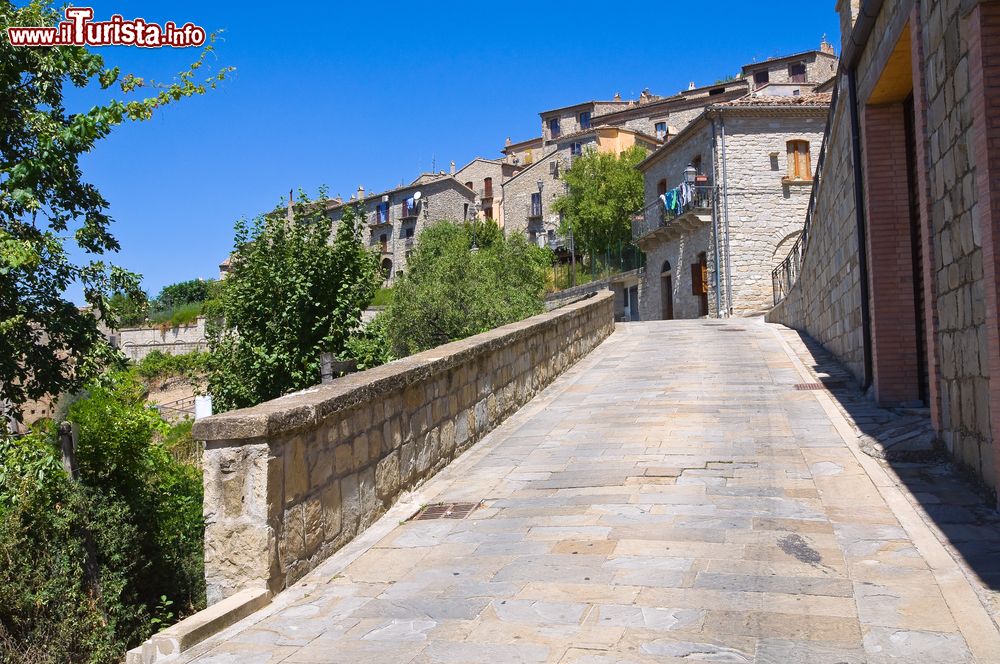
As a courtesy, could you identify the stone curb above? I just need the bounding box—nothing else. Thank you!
[125,588,271,664]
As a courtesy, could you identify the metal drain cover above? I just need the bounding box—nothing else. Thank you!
[411,502,481,521]
[794,383,826,390]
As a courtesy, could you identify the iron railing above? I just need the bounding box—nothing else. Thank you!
[771,81,840,305]
[400,201,419,219]
[527,202,543,219]
[632,184,713,243]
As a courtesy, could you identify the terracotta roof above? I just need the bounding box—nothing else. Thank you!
[715,92,833,107]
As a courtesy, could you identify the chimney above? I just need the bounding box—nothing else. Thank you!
[505,136,512,147]
[613,92,621,101]
[357,185,365,200]
[688,82,696,91]
[286,189,293,220]
[820,34,834,55]
[450,160,456,176]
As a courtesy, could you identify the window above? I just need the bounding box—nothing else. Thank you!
[464,203,469,220]
[404,227,414,238]
[483,177,493,198]
[579,111,591,130]
[656,179,668,196]
[379,233,388,251]
[484,206,493,220]
[753,70,769,89]
[692,155,702,175]
[530,192,542,217]
[655,122,667,140]
[789,63,807,83]
[464,181,474,191]
[376,201,390,224]
[786,140,812,181]
[570,142,583,156]
[548,117,561,138]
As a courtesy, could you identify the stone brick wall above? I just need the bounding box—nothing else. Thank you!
[722,113,825,316]
[638,225,714,321]
[116,318,208,361]
[766,90,867,380]
[768,0,1000,489]
[501,146,571,240]
[454,159,504,224]
[193,291,615,603]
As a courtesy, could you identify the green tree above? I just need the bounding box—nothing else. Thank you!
[552,144,647,256]
[206,197,381,412]
[109,289,150,327]
[384,220,548,356]
[0,1,232,413]
[151,279,213,311]
[0,370,205,663]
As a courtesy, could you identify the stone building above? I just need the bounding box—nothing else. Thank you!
[501,127,662,246]
[768,0,1000,494]
[501,136,543,168]
[741,42,839,91]
[454,157,523,229]
[326,176,475,283]
[634,94,830,321]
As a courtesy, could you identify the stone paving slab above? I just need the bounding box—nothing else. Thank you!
[180,320,1000,663]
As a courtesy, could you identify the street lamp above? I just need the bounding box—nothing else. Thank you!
[684,163,698,184]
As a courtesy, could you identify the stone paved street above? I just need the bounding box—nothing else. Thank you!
[181,320,1000,663]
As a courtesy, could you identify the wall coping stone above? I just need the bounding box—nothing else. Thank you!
[193,290,614,443]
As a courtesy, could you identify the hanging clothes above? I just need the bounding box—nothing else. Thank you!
[665,189,681,215]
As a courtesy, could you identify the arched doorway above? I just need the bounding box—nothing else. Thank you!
[380,258,393,283]
[660,260,674,320]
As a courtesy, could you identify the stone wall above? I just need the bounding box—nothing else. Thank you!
[193,291,615,603]
[501,146,570,240]
[638,224,714,321]
[454,159,504,226]
[722,113,825,316]
[766,89,867,380]
[116,318,208,361]
[768,0,999,489]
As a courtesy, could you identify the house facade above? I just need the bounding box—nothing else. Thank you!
[768,0,1000,494]
[635,95,830,321]
[327,176,475,283]
[454,158,522,229]
[501,127,662,247]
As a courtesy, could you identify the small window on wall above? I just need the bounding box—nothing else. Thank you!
[753,70,769,89]
[579,111,591,130]
[789,63,807,83]
[786,140,812,181]
[548,118,561,138]
[655,122,667,140]
[657,179,668,196]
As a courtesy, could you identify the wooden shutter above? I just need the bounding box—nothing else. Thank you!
[701,261,709,294]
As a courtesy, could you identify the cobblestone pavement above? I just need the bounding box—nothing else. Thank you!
[182,320,1000,664]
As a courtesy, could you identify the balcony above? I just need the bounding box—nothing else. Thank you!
[478,186,494,200]
[632,184,713,246]
[400,202,419,220]
[527,203,543,220]
[369,213,391,227]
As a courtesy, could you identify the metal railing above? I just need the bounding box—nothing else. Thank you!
[632,184,713,242]
[527,202,543,219]
[478,186,494,200]
[400,202,419,219]
[771,81,840,305]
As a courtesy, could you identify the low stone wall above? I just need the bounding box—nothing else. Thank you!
[115,317,208,362]
[193,291,615,603]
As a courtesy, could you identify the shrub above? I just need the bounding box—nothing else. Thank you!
[383,220,548,356]
[0,371,205,663]
[133,351,209,383]
[343,313,395,371]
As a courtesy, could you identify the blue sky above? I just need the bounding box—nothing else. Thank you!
[64,1,841,303]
